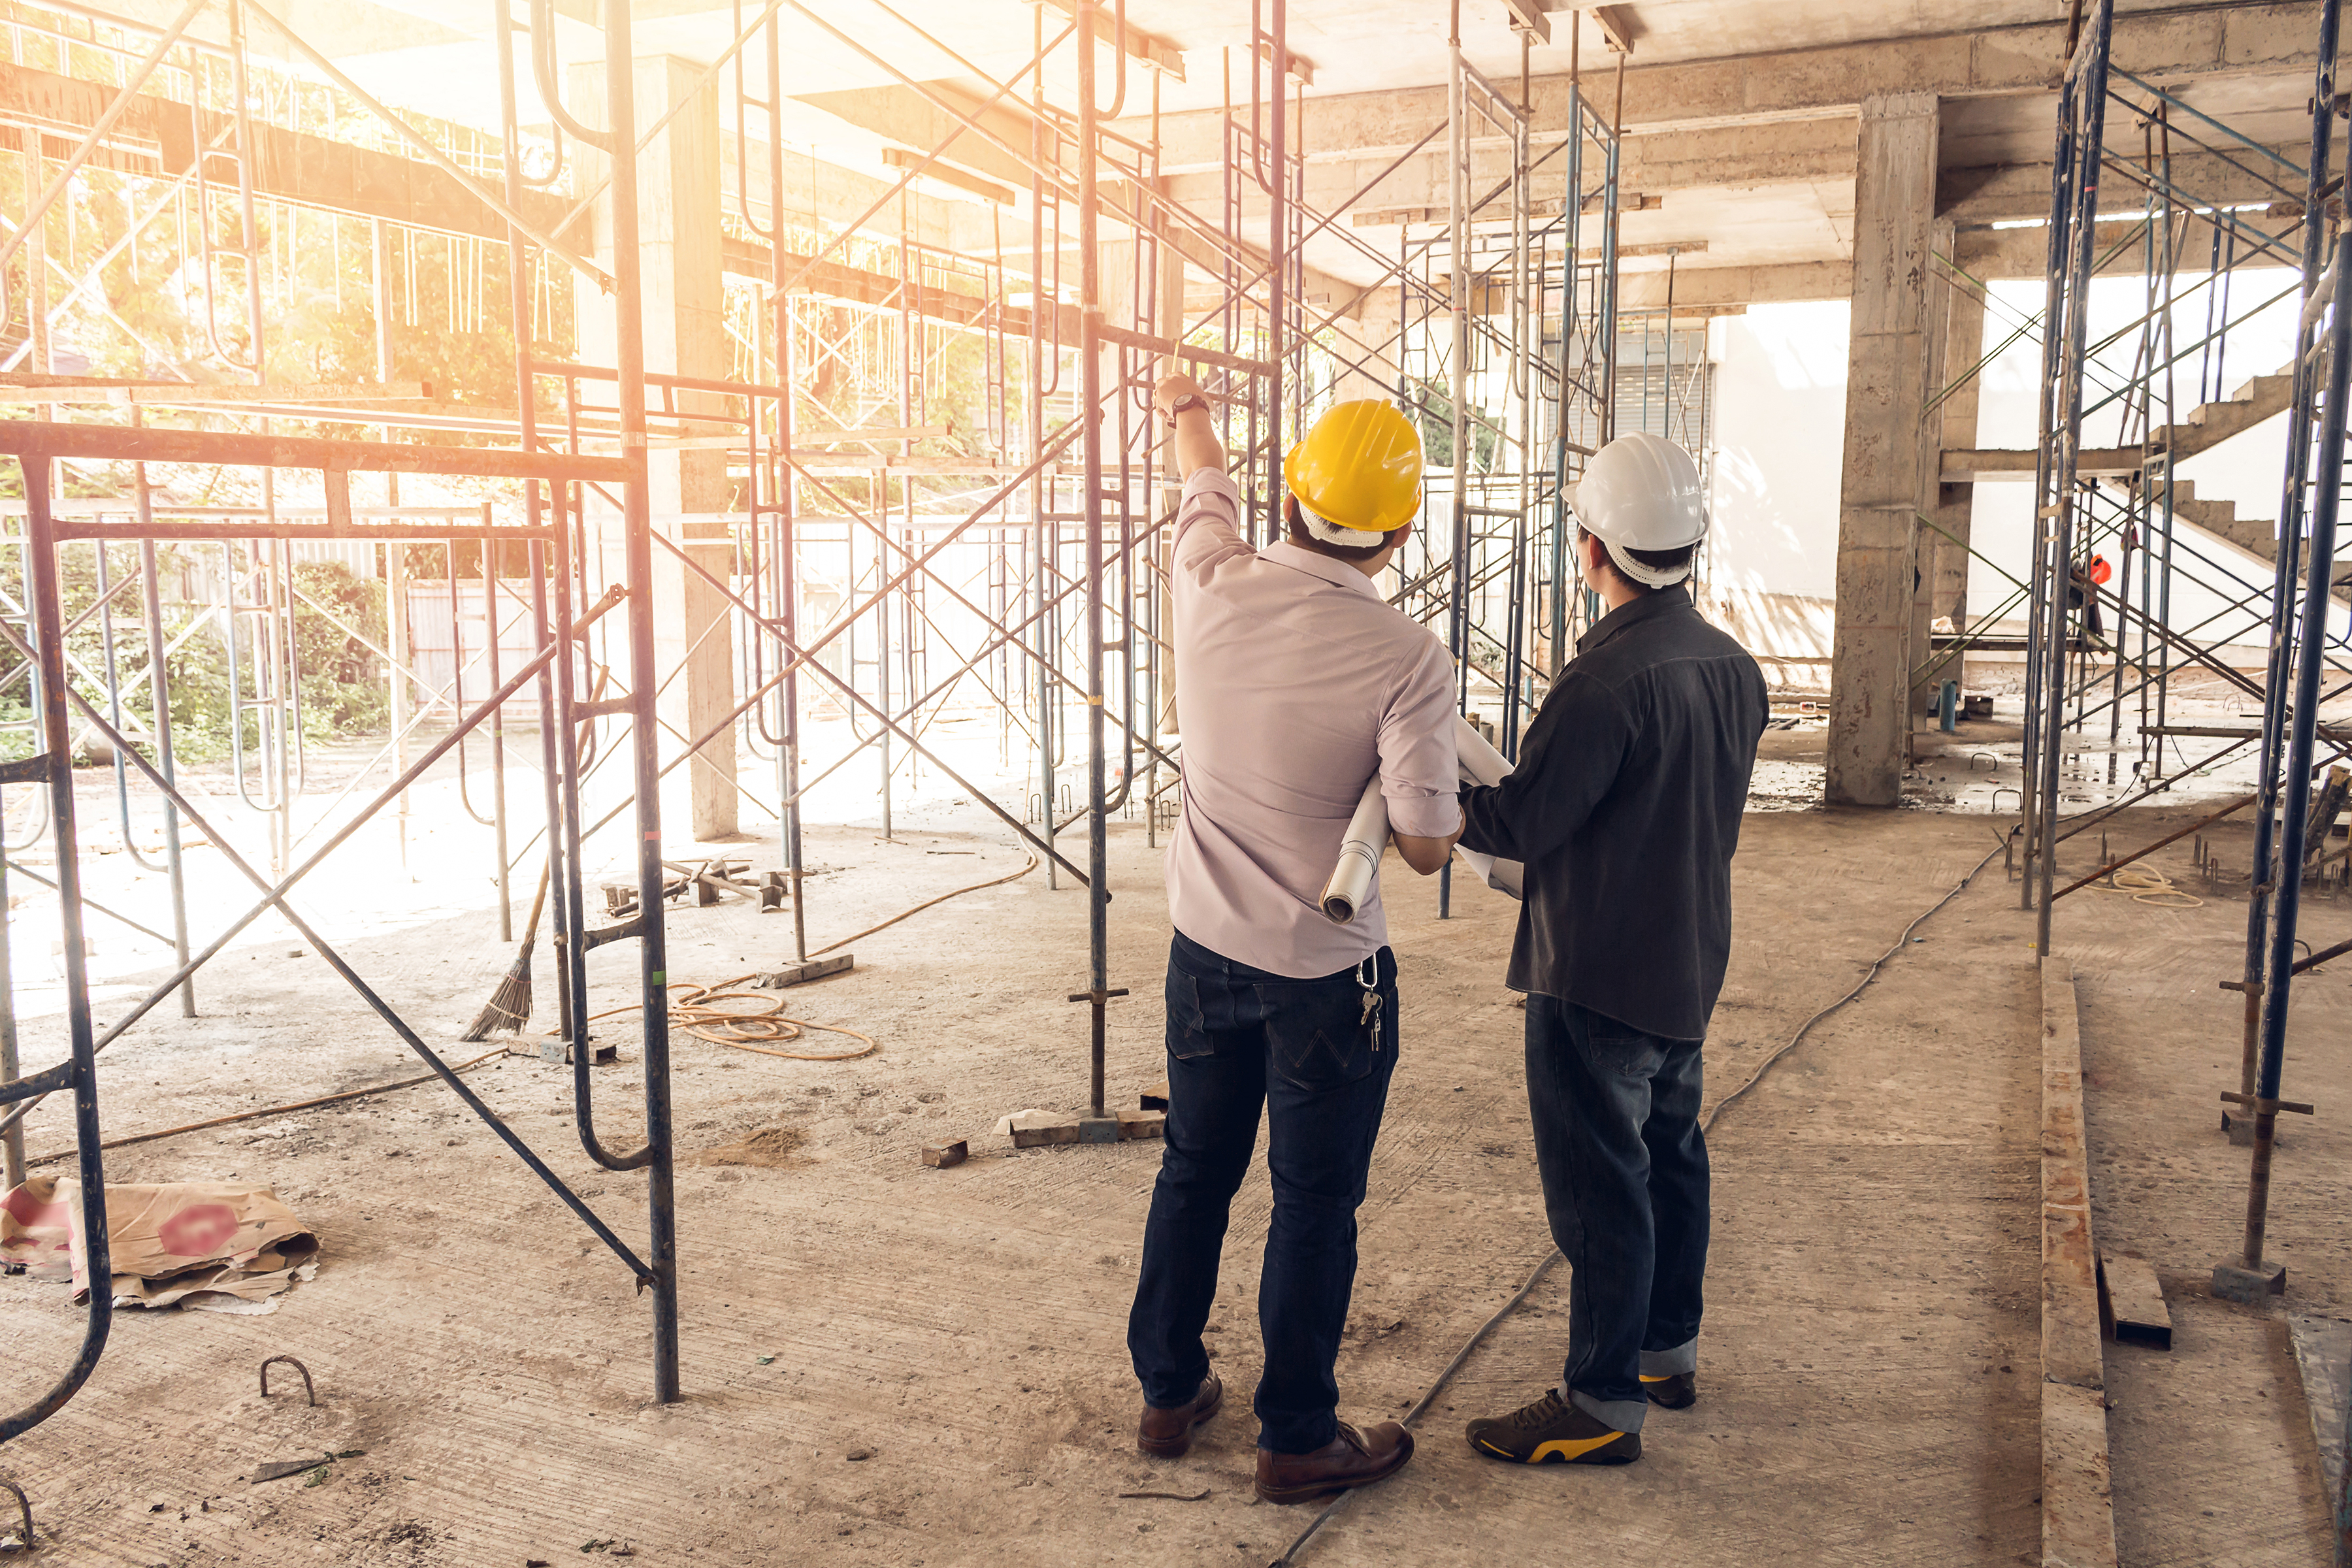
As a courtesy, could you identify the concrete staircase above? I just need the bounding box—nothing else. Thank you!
[2129,363,2349,605]
[2134,472,2352,607]
[1940,367,2296,481]
[2148,368,2297,461]
[1944,363,2348,605]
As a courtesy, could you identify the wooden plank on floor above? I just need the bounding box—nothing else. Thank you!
[2044,1381,2120,1568]
[2098,1251,2172,1349]
[2287,1313,2351,1505]
[2042,958,2104,1392]
[2041,956,2117,1568]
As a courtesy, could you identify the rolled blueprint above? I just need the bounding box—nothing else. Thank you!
[1320,776,1389,924]
[1452,715,1526,901]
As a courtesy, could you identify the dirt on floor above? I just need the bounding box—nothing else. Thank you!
[0,738,2342,1563]
[2059,806,2351,1568]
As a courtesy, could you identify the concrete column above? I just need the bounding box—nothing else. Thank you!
[1327,315,1397,404]
[1912,257,1986,706]
[1827,91,1938,806]
[573,55,739,840]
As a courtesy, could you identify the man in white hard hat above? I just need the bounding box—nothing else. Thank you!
[1454,431,1767,1468]
[1126,374,1461,1505]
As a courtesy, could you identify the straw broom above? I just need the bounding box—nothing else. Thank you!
[459,858,550,1041]
[459,664,608,1043]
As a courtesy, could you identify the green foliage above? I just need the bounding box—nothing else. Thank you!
[287,560,389,738]
[0,550,389,765]
[1405,378,1499,474]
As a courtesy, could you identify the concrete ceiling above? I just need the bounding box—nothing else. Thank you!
[47,0,2339,304]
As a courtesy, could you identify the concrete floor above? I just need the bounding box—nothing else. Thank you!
[2063,808,2350,1568]
[0,779,2342,1563]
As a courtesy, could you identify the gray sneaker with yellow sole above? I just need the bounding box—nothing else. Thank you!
[1463,1390,1639,1465]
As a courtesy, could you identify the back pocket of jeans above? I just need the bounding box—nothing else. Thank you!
[1166,970,1215,1060]
[1258,983,1375,1091]
[1586,1029,1665,1079]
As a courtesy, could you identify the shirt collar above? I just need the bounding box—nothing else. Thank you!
[1575,583,1694,657]
[1259,539,1386,600]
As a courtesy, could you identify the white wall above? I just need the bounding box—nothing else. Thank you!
[1694,275,2332,661]
[1705,301,1851,602]
[1968,268,2308,651]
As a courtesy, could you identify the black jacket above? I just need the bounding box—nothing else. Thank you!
[1459,586,1768,1040]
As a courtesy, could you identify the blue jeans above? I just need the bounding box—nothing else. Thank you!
[1525,993,1710,1433]
[1128,931,1399,1454]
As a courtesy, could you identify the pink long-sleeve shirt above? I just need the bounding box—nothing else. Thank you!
[1163,468,1463,978]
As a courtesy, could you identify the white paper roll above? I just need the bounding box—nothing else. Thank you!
[1320,776,1390,924]
[1454,713,1513,787]
[1452,715,1526,900]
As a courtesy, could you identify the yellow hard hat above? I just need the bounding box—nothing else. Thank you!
[1282,399,1422,534]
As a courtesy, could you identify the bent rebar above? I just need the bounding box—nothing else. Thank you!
[258,1354,316,1405]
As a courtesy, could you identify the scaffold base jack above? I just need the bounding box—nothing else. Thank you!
[2212,1256,2289,1304]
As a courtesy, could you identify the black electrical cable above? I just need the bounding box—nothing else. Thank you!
[1270,837,2009,1567]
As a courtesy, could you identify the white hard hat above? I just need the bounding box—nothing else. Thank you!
[1573,432,1707,587]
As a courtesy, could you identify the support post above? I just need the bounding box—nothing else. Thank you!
[1079,0,1113,1128]
[574,48,737,842]
[1911,219,1982,711]
[1828,92,1939,806]
[2221,231,2350,1299]
[597,0,681,1401]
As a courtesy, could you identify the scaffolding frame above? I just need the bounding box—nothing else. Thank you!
[2012,0,2348,1299]
[0,0,1603,1443]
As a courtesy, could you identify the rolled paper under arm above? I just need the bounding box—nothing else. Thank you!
[1320,776,1390,924]
[1454,713,1512,788]
[1451,715,1526,900]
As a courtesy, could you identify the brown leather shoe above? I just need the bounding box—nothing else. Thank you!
[1137,1373,1223,1456]
[1254,1420,1414,1505]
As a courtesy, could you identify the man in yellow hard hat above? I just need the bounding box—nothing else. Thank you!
[1126,373,1460,1506]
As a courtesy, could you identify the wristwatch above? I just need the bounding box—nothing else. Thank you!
[1161,392,1209,428]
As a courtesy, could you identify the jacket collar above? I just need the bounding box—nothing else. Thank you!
[1575,583,1695,658]
[1259,539,1385,600]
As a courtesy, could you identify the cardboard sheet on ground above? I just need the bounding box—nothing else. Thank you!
[1,1177,318,1314]
[1452,715,1526,900]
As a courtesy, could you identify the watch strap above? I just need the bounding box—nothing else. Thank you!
[1163,392,1209,427]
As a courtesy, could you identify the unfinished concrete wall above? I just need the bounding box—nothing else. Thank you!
[1827,91,1938,807]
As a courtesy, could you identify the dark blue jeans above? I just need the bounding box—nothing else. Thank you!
[1128,931,1399,1454]
[1525,993,1710,1433]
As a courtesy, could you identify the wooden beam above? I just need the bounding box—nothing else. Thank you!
[0,379,431,406]
[1256,36,1316,88]
[2040,959,2121,1568]
[881,148,1013,206]
[0,61,585,246]
[1587,5,1637,52]
[1036,0,1185,79]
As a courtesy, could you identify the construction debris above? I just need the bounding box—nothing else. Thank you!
[3,1177,318,1312]
[755,955,855,990]
[2099,1252,2173,1349]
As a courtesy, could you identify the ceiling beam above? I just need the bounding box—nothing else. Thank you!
[1036,0,1185,80]
[0,59,586,245]
[1939,144,2308,222]
[1601,208,2312,311]
[1503,0,1551,46]
[1586,5,1637,54]
[1132,3,2326,171]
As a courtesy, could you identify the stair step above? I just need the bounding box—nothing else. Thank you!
[2221,372,2294,406]
[2178,367,2295,437]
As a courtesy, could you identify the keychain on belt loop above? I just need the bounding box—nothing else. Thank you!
[1356,954,1384,1051]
